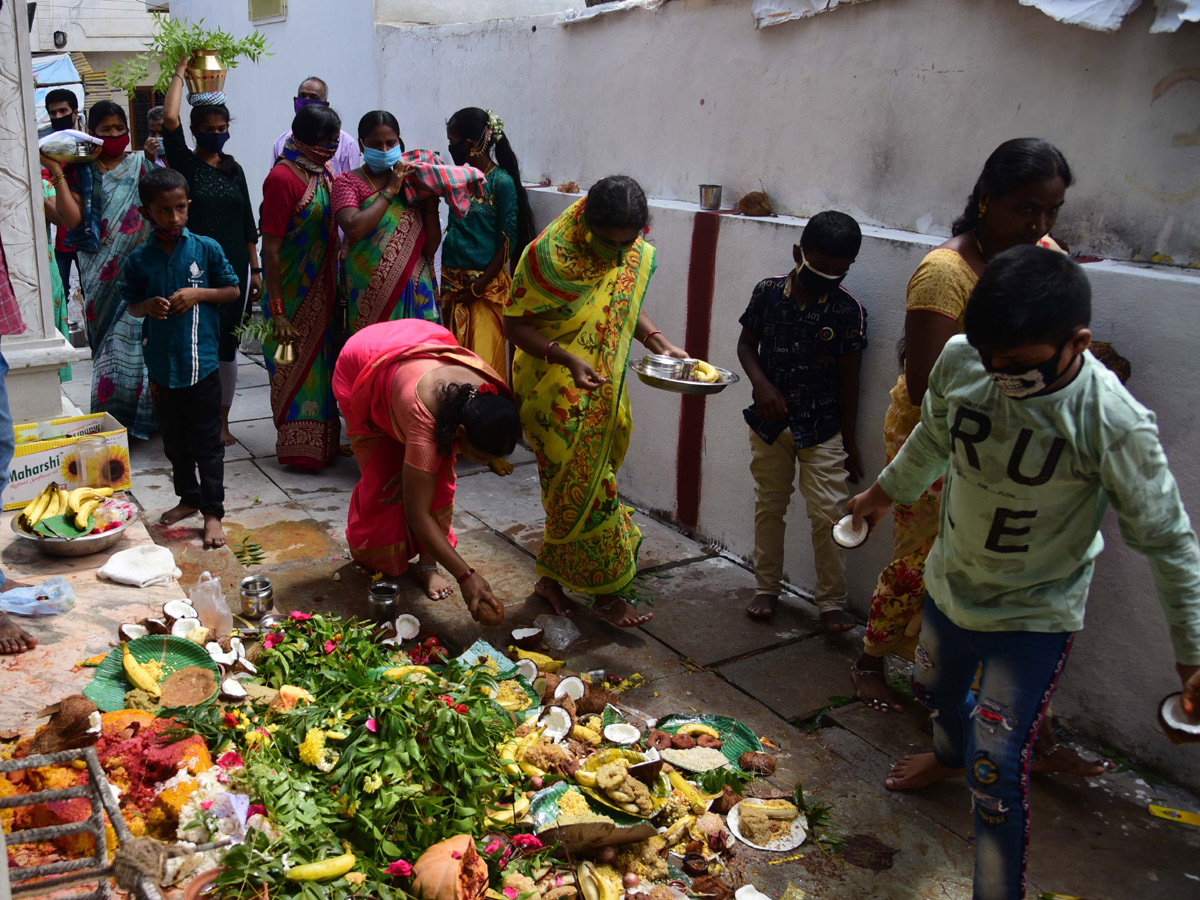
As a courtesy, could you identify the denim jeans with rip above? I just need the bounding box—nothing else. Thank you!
[913,594,1073,900]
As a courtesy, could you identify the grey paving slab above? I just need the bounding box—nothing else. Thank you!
[128,458,291,516]
[255,451,361,496]
[715,630,865,721]
[129,428,252,471]
[235,362,271,389]
[222,501,348,573]
[227,417,278,459]
[455,443,536,476]
[62,372,91,411]
[637,557,823,665]
[227,384,274,422]
[294,489,353,548]
[454,465,546,535]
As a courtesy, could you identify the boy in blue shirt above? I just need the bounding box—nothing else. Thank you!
[123,168,240,549]
[737,211,867,631]
[848,246,1200,900]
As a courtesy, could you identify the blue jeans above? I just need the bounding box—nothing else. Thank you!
[913,595,1073,900]
[0,343,12,589]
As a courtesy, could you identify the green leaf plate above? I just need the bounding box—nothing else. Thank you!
[577,747,671,819]
[656,713,764,772]
[530,781,657,852]
[84,635,220,712]
[456,639,519,679]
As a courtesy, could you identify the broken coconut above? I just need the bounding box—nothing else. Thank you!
[206,641,238,667]
[232,657,258,677]
[540,705,573,743]
[395,614,421,641]
[1159,692,1200,744]
[162,599,198,624]
[29,695,101,755]
[831,514,868,549]
[140,617,171,635]
[511,627,543,649]
[117,622,148,642]
[171,617,202,639]
[411,834,489,900]
[553,675,585,702]
[220,678,248,702]
[603,723,640,745]
[514,658,539,683]
[159,667,219,707]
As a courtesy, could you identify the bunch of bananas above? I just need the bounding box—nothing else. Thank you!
[21,483,113,531]
[690,360,720,383]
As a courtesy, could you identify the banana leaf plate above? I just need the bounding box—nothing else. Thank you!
[656,713,764,772]
[84,635,220,712]
[577,747,671,819]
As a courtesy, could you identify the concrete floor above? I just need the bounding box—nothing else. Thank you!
[4,355,1198,899]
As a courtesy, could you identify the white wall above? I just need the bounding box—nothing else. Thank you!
[529,187,1200,791]
[168,0,380,212]
[375,0,568,26]
[377,0,1200,265]
[31,0,158,53]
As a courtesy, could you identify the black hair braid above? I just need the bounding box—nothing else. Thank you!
[432,382,521,459]
[584,175,649,232]
[492,134,535,270]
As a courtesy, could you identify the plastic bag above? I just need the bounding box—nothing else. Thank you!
[190,571,232,638]
[0,575,76,616]
[533,613,582,651]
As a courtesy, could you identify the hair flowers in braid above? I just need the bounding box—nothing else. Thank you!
[476,382,499,395]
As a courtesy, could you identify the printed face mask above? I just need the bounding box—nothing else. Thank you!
[152,221,185,241]
[793,249,845,296]
[195,131,230,153]
[363,144,403,173]
[981,339,1073,399]
[99,133,130,158]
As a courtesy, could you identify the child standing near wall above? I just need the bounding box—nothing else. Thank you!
[848,245,1200,900]
[123,168,241,549]
[737,211,867,631]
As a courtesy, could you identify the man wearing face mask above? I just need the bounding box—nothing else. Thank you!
[270,76,359,177]
[737,211,868,631]
[847,246,1200,900]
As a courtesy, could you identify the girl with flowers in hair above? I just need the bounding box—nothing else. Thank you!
[442,108,535,380]
[260,103,343,469]
[332,318,520,622]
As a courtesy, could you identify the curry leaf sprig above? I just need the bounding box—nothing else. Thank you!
[107,16,271,96]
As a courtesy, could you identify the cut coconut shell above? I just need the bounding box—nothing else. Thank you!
[511,627,543,649]
[515,658,539,683]
[575,688,620,716]
[118,623,148,642]
[540,705,574,742]
[554,675,585,702]
[395,614,421,641]
[140,617,171,636]
[1159,692,1200,744]
[171,617,202,639]
[29,695,100,755]
[159,666,219,708]
[220,678,248,702]
[604,723,640,745]
[163,600,198,624]
[540,673,562,704]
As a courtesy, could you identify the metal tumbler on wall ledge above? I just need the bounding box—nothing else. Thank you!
[699,184,723,210]
[184,50,227,94]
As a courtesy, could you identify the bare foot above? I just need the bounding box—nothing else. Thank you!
[1,578,33,592]
[821,608,856,634]
[745,593,776,619]
[220,427,237,447]
[593,595,653,627]
[534,577,577,618]
[160,504,199,526]
[202,514,226,549]
[0,611,38,654]
[852,653,903,712]
[886,753,964,791]
[1031,718,1114,777]
[412,558,452,601]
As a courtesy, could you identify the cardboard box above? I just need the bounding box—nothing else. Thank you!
[5,413,132,510]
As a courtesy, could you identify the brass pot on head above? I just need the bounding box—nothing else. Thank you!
[184,49,227,94]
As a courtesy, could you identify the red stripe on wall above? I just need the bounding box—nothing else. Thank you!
[675,211,721,529]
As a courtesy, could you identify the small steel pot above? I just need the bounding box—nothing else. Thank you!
[239,575,273,619]
[699,184,723,210]
[367,582,400,623]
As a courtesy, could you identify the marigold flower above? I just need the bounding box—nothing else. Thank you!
[298,728,339,772]
[345,872,366,886]
[363,773,383,794]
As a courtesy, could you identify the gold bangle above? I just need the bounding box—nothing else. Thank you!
[470,280,486,298]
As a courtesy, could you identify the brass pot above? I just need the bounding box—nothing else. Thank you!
[184,49,227,94]
[273,341,296,366]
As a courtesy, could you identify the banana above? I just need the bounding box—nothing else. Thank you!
[121,643,161,699]
[485,793,531,826]
[285,850,357,882]
[572,724,601,746]
[67,486,113,513]
[677,723,721,739]
[662,814,695,846]
[692,360,720,383]
[739,798,799,820]
[382,664,434,682]
[75,498,102,532]
[508,647,565,673]
[519,759,546,779]
[21,487,52,528]
[49,487,68,518]
[578,863,600,900]
[498,740,522,777]
[668,770,707,815]
[574,769,598,788]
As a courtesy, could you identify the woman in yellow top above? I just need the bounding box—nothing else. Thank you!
[504,176,687,627]
[852,139,1077,712]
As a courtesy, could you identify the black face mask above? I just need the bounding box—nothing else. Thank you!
[50,114,74,132]
[447,141,468,166]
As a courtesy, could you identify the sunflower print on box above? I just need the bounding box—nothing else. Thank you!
[60,442,131,490]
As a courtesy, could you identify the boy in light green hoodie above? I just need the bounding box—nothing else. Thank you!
[847,245,1200,900]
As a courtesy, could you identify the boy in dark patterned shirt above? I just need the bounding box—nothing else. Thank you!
[737,211,868,630]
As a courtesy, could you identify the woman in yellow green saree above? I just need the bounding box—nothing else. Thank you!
[504,176,687,627]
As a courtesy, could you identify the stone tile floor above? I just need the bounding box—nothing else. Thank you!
[4,354,1198,899]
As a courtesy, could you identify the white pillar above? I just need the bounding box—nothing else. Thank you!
[0,0,85,423]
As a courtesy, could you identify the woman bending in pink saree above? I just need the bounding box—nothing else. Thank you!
[332,319,518,623]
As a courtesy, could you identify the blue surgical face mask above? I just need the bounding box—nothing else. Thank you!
[195,131,230,153]
[363,144,403,174]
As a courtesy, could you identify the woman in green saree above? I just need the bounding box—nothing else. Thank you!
[504,176,687,627]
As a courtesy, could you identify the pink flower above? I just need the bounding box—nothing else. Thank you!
[366,717,377,733]
[323,640,336,654]
[455,704,468,715]
[385,860,412,878]
[200,801,213,811]
[95,375,115,403]
[289,611,312,621]
[512,834,543,852]
[247,804,266,818]
[451,851,462,860]
[503,889,518,899]
[98,256,119,282]
[485,840,502,855]
[263,632,282,650]
[217,751,244,769]
[119,204,142,235]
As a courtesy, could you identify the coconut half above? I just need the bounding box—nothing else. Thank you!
[540,705,573,742]
[511,627,544,649]
[233,657,258,677]
[1159,692,1200,744]
[603,723,641,745]
[554,675,586,702]
[118,622,148,643]
[163,600,198,624]
[141,617,171,635]
[394,614,421,641]
[171,616,202,638]
[86,711,102,735]
[220,678,248,702]
[515,658,539,683]
[229,637,246,658]
[206,641,238,667]
[831,514,868,549]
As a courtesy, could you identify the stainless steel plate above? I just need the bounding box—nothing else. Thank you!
[11,513,137,557]
[629,360,740,395]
